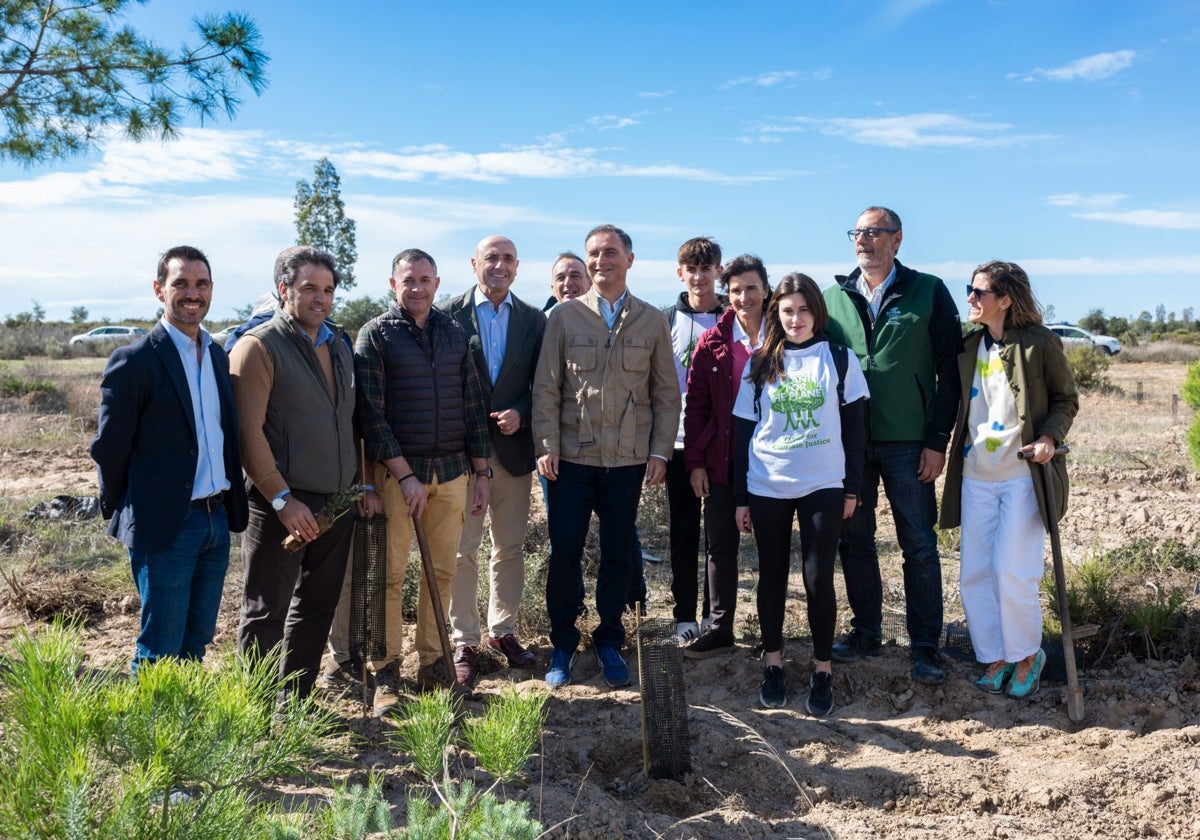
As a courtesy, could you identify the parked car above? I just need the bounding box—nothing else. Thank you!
[1049,323,1122,356]
[68,325,148,346]
[210,325,236,347]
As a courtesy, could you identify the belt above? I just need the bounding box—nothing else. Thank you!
[190,491,228,512]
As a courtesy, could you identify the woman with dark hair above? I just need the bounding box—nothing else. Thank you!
[731,273,869,714]
[939,261,1078,699]
[681,254,770,659]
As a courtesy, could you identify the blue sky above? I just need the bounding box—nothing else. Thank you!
[1,0,1197,325]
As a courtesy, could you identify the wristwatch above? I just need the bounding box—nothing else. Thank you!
[272,491,291,512]
[476,467,493,479]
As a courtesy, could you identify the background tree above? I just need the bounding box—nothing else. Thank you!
[69,305,88,324]
[1080,308,1107,334]
[1,0,268,164]
[333,294,390,333]
[294,157,358,289]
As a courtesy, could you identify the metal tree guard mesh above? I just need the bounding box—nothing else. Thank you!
[349,513,387,665]
[636,617,691,779]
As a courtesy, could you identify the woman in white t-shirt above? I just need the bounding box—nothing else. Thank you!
[939,261,1078,700]
[732,273,869,714]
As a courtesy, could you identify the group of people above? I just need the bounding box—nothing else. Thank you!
[90,205,1078,721]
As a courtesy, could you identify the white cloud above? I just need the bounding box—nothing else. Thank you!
[1044,194,1200,230]
[747,113,1052,149]
[0,129,267,207]
[587,114,640,130]
[1009,50,1136,83]
[638,89,674,99]
[337,143,775,185]
[1044,193,1127,210]
[719,69,832,90]
[1072,209,1200,230]
[917,256,1200,281]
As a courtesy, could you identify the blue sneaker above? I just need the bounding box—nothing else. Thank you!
[595,646,630,687]
[545,649,577,689]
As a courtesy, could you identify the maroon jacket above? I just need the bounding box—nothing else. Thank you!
[682,308,744,485]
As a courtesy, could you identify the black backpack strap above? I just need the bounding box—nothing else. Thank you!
[831,342,849,406]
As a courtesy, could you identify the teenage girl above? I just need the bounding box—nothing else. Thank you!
[732,273,869,714]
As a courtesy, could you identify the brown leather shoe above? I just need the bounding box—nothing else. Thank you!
[453,645,477,687]
[418,659,472,699]
[487,634,537,669]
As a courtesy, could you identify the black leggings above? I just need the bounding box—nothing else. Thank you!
[750,488,843,659]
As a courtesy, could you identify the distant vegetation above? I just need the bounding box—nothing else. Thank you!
[1078,305,1200,349]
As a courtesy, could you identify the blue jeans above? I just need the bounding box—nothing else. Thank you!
[128,503,231,675]
[546,460,646,652]
[838,442,943,651]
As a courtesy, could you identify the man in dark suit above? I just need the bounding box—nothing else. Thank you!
[440,234,546,686]
[91,245,249,676]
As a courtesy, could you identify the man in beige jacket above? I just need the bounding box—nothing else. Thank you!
[532,224,680,689]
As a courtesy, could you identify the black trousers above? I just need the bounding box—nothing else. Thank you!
[237,487,353,698]
[749,488,843,659]
[702,481,741,636]
[666,450,708,623]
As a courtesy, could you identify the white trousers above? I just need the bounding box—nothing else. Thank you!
[960,475,1046,664]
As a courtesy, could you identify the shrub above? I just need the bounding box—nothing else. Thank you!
[391,688,545,839]
[0,625,335,840]
[1182,361,1200,410]
[1065,345,1112,392]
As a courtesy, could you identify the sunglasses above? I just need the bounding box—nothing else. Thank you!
[966,285,1001,299]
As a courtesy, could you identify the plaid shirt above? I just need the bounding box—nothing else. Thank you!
[356,306,489,484]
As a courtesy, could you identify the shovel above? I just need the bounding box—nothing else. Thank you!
[1020,444,1085,722]
[413,514,458,686]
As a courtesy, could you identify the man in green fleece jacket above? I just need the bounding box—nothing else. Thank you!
[824,206,962,686]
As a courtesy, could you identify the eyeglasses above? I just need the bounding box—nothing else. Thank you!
[966,285,1000,299]
[846,227,899,241]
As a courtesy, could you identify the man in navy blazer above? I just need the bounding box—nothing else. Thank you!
[439,235,546,686]
[91,245,249,676]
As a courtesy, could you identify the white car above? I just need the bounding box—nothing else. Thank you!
[68,325,148,346]
[1049,324,1121,356]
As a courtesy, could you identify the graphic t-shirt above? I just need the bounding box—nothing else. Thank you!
[732,341,869,500]
[962,338,1026,482]
[672,308,721,448]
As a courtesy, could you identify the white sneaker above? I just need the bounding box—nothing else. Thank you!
[700,616,714,634]
[675,621,701,644]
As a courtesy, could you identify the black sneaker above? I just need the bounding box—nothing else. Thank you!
[806,670,834,717]
[759,665,787,709]
[830,629,882,664]
[682,631,736,660]
[910,647,946,686]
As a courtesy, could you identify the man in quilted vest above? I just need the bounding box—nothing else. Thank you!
[343,248,491,716]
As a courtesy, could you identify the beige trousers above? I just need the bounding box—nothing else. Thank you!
[448,462,533,647]
[327,465,467,669]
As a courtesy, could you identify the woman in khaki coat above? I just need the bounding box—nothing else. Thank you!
[939,261,1078,699]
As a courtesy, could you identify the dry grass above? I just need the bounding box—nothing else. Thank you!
[1069,361,1191,469]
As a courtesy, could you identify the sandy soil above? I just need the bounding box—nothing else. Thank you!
[2,361,1199,839]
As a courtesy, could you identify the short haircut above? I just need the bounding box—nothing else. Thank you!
[859,206,902,230]
[973,260,1044,329]
[584,224,632,253]
[720,253,769,293]
[392,248,437,275]
[554,250,586,270]
[677,236,722,267]
[157,245,211,284]
[277,246,339,289]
